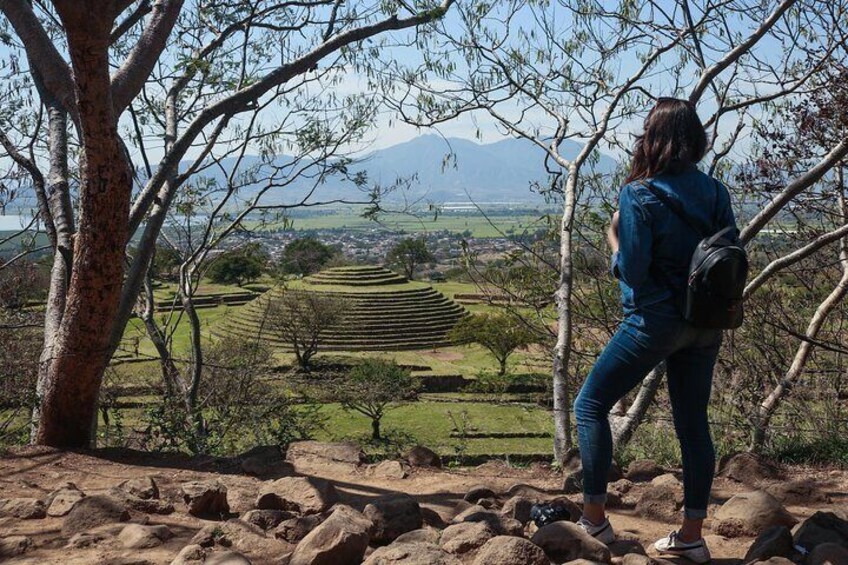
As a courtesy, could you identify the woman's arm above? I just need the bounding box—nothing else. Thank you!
[611,184,653,286]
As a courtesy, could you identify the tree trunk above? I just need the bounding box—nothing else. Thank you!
[35,11,131,447]
[498,357,507,376]
[553,169,578,464]
[750,173,848,452]
[610,364,665,449]
[372,418,381,441]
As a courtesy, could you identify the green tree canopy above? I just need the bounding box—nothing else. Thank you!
[206,243,268,286]
[386,237,434,280]
[337,358,418,441]
[449,313,537,375]
[279,237,336,276]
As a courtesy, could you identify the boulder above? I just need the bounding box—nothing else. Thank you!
[620,555,653,565]
[288,504,373,565]
[765,479,829,506]
[563,464,622,494]
[501,495,535,525]
[170,544,207,565]
[116,476,160,500]
[393,528,440,545]
[364,541,461,564]
[205,552,253,565]
[451,505,523,536]
[608,479,634,495]
[635,484,683,523]
[744,525,794,562]
[189,520,281,558]
[241,509,294,531]
[440,521,496,554]
[62,495,130,536]
[530,521,612,563]
[364,493,423,545]
[371,460,407,480]
[464,486,497,504]
[807,542,848,565]
[255,476,337,514]
[472,536,549,565]
[0,535,32,558]
[287,441,366,465]
[714,491,796,537]
[608,539,647,557]
[180,480,229,517]
[793,511,848,553]
[624,459,665,482]
[406,446,441,468]
[274,514,326,543]
[749,558,796,565]
[0,497,46,519]
[650,473,681,488]
[718,452,782,484]
[46,485,86,517]
[118,523,174,549]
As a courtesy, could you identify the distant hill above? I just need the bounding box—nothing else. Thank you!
[194,135,619,207]
[6,135,620,213]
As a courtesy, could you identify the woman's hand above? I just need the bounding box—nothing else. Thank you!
[607,210,620,253]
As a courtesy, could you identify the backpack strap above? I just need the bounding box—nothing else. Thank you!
[639,180,709,238]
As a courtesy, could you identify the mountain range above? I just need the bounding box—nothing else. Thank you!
[208,134,620,206]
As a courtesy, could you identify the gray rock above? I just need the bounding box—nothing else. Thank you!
[718,452,782,484]
[116,476,160,500]
[793,511,848,552]
[501,495,535,525]
[170,544,207,565]
[274,514,326,544]
[0,497,46,519]
[451,505,523,536]
[118,523,174,549]
[744,525,794,562]
[255,476,337,514]
[62,495,130,536]
[205,551,253,565]
[364,541,461,564]
[807,542,848,565]
[288,505,372,565]
[241,509,294,531]
[180,480,229,517]
[406,446,441,468]
[47,485,86,517]
[472,536,549,565]
[364,493,423,545]
[372,460,408,480]
[440,521,495,554]
[530,521,612,563]
[714,491,796,537]
[393,528,440,545]
[0,535,32,558]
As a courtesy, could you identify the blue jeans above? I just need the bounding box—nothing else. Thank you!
[574,300,721,520]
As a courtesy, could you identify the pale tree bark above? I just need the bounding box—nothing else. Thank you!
[610,364,666,448]
[749,167,848,452]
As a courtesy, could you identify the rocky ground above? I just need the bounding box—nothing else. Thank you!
[0,443,846,564]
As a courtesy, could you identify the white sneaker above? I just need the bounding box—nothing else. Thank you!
[576,516,616,544]
[654,531,712,563]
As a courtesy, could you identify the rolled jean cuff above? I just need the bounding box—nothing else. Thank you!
[583,493,607,505]
[684,507,707,520]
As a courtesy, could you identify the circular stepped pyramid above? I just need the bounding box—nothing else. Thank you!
[216,266,469,351]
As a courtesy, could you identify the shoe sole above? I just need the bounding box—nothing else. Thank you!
[656,548,711,564]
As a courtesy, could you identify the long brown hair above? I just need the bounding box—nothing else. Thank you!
[625,98,707,183]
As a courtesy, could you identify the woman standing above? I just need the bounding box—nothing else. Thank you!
[537,98,738,564]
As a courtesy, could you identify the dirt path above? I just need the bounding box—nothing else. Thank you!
[0,446,845,564]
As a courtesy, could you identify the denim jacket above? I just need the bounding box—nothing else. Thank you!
[611,165,739,315]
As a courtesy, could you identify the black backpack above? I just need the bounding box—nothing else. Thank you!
[641,180,748,330]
